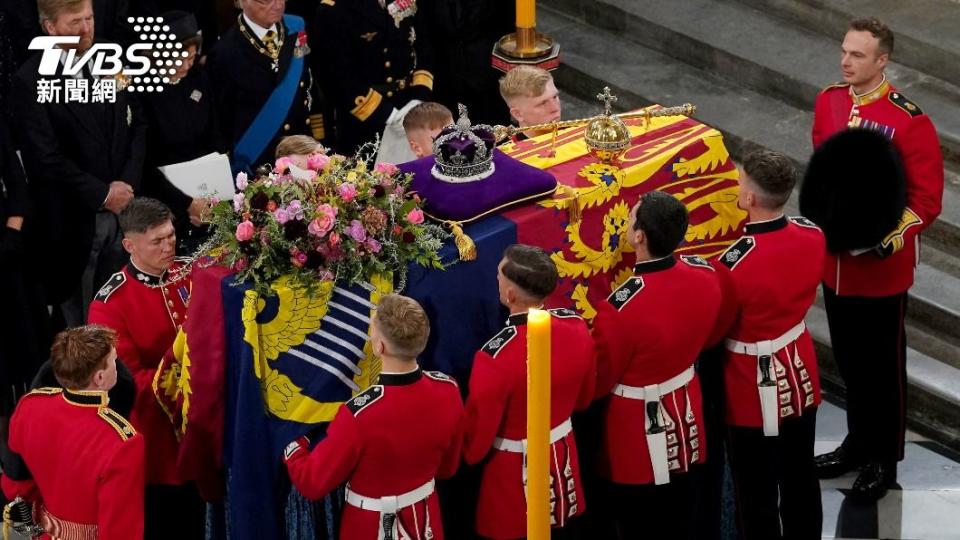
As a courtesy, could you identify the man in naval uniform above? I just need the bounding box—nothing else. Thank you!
[206,0,324,174]
[810,17,944,501]
[312,0,435,154]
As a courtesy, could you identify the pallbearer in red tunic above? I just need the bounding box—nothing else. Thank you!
[285,294,464,540]
[86,198,205,538]
[809,18,943,501]
[592,191,733,540]
[1,326,145,540]
[716,150,826,539]
[463,244,596,539]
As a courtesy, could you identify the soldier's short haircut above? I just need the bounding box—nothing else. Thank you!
[119,197,173,235]
[38,0,89,23]
[275,135,321,159]
[742,149,797,209]
[402,102,453,133]
[374,294,430,359]
[501,244,558,301]
[50,325,116,389]
[849,17,894,56]
[632,191,689,258]
[499,66,553,102]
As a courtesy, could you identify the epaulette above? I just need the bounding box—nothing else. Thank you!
[346,385,383,416]
[789,216,820,229]
[680,255,714,271]
[820,81,849,94]
[719,236,756,270]
[24,387,62,398]
[481,326,517,358]
[549,307,581,319]
[889,91,923,117]
[424,370,458,387]
[97,407,137,441]
[608,276,644,311]
[94,271,126,303]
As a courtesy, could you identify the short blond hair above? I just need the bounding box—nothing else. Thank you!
[402,102,453,133]
[275,135,321,159]
[374,294,430,358]
[499,66,553,102]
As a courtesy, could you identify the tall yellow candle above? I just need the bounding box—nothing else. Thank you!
[526,308,551,539]
[516,0,536,29]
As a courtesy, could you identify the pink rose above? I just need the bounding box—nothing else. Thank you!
[235,220,255,241]
[406,208,425,225]
[273,207,291,224]
[290,252,308,267]
[307,203,338,237]
[274,156,293,173]
[374,162,399,176]
[328,231,341,247]
[345,219,366,242]
[307,153,330,172]
[235,171,248,190]
[365,237,382,254]
[338,182,358,202]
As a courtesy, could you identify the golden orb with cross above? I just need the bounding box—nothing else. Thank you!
[584,87,632,164]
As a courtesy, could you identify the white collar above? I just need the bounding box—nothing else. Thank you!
[242,13,277,41]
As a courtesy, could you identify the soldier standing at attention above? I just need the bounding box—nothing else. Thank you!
[811,17,944,501]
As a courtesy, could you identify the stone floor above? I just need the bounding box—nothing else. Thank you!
[816,400,960,540]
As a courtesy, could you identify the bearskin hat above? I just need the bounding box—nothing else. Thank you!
[799,128,906,253]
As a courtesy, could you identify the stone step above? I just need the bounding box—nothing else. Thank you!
[807,302,960,452]
[545,0,960,167]
[731,0,960,91]
[541,6,960,255]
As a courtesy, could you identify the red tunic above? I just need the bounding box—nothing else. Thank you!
[285,368,464,540]
[715,216,826,428]
[463,308,596,539]
[592,255,733,485]
[811,80,943,296]
[87,260,191,485]
[1,388,145,540]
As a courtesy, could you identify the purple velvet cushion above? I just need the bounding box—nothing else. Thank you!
[398,149,558,222]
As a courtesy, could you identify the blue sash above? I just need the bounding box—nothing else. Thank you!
[231,14,306,176]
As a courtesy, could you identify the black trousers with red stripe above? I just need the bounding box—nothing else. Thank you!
[822,286,908,465]
[727,411,821,540]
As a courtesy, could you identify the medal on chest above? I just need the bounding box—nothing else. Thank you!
[380,0,417,28]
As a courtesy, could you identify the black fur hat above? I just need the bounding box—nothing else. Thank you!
[799,129,906,253]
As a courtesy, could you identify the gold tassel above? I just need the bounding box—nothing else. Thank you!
[557,185,582,224]
[450,222,477,261]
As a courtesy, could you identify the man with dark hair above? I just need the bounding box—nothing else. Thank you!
[811,17,944,500]
[716,150,826,538]
[87,197,204,539]
[463,244,596,539]
[285,294,464,540]
[591,191,734,539]
[1,325,145,539]
[11,0,147,328]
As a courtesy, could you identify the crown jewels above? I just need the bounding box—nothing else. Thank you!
[431,104,497,183]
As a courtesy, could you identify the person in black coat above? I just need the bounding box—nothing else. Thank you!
[206,0,323,174]
[141,11,225,254]
[9,0,146,328]
[312,0,435,154]
[421,0,514,127]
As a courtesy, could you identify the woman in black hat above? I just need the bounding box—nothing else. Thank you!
[141,10,226,254]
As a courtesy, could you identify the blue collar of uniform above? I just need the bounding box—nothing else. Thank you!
[634,254,676,274]
[744,215,787,235]
[378,367,422,386]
